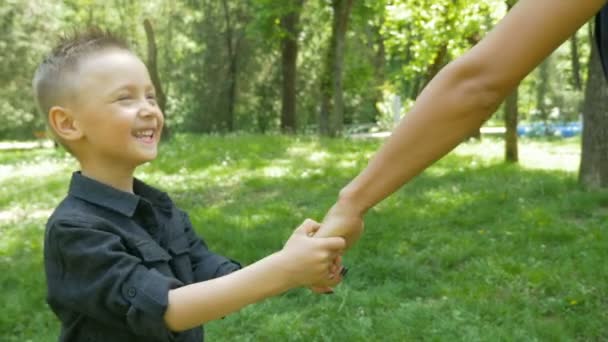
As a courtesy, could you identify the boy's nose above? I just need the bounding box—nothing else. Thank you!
[138,101,160,117]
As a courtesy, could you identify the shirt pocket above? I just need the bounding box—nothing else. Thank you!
[133,240,172,275]
[167,236,194,284]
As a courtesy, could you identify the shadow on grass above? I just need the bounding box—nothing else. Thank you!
[2,135,607,341]
[171,159,608,340]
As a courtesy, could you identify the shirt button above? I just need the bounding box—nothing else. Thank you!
[127,287,137,298]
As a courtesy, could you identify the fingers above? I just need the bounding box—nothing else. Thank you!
[312,271,343,289]
[294,218,321,236]
[309,255,349,294]
[318,236,346,252]
[310,286,334,294]
[328,255,342,276]
[296,219,345,252]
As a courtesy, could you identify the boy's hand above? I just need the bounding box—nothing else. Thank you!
[277,219,346,288]
[309,255,345,294]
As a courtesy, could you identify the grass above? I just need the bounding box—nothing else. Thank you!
[1,134,607,341]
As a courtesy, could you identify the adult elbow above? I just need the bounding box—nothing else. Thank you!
[441,55,510,121]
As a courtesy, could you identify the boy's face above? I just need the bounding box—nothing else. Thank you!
[69,49,163,169]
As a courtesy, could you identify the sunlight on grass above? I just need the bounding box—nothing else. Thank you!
[263,165,289,178]
[453,138,580,172]
[307,151,330,163]
[2,135,607,341]
[0,207,52,225]
[519,141,579,172]
[286,143,323,158]
[0,160,68,182]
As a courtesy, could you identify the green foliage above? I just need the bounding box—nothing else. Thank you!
[0,1,63,139]
[2,135,607,341]
[0,1,590,138]
[382,0,504,96]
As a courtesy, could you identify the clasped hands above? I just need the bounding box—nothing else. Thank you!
[307,200,365,293]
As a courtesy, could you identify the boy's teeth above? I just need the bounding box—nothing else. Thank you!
[135,130,154,138]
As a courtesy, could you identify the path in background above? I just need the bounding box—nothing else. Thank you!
[0,140,55,150]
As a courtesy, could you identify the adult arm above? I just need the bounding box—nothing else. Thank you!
[316,0,607,246]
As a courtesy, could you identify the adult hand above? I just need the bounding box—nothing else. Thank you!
[315,199,365,250]
[307,201,363,293]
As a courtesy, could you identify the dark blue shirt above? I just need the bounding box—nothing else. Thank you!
[44,172,241,342]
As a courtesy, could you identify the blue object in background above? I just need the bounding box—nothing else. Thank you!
[517,121,581,138]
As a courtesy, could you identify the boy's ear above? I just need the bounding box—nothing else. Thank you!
[48,106,84,142]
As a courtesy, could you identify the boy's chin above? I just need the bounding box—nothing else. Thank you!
[132,152,158,166]
[138,154,158,165]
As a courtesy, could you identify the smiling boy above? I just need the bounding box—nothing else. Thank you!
[34,28,345,342]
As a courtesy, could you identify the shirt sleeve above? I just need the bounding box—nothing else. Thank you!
[179,212,242,281]
[45,216,182,340]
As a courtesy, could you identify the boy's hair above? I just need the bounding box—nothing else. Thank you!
[32,27,131,146]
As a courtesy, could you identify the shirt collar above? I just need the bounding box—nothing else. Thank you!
[68,171,173,217]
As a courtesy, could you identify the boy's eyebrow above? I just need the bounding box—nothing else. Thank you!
[109,83,156,94]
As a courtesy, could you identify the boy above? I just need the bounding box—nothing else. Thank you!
[34,28,345,341]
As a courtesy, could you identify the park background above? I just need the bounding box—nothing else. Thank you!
[1,0,607,340]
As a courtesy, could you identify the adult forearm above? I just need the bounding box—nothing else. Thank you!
[337,0,606,215]
[339,59,502,214]
[164,252,290,331]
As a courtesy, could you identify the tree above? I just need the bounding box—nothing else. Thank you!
[570,32,583,91]
[504,0,519,162]
[0,1,64,139]
[221,0,243,132]
[579,32,608,188]
[143,18,169,139]
[535,57,551,133]
[319,0,354,137]
[367,6,387,122]
[280,0,305,133]
[504,90,519,162]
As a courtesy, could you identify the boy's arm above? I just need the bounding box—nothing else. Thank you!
[315,0,606,247]
[46,217,342,338]
[179,211,343,293]
[178,211,241,281]
[164,219,344,332]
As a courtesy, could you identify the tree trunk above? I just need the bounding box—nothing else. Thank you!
[579,35,608,188]
[221,0,238,132]
[280,0,304,134]
[421,44,449,92]
[570,32,583,91]
[361,13,386,122]
[319,0,354,137]
[504,88,519,162]
[370,22,386,122]
[536,57,551,133]
[143,19,169,138]
[502,0,519,156]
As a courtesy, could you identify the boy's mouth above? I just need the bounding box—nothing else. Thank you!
[132,129,155,143]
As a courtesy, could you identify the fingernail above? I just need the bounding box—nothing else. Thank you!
[340,266,349,278]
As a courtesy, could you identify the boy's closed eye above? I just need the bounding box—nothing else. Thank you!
[115,93,133,102]
[114,93,155,104]
[146,93,157,104]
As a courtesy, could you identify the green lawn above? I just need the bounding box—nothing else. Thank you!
[1,134,606,341]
